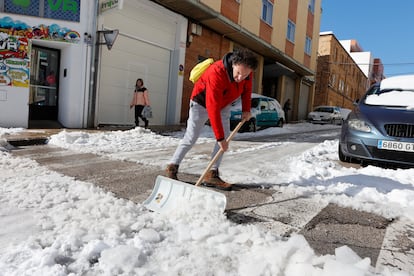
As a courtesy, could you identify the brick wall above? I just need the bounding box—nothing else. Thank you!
[181,25,231,122]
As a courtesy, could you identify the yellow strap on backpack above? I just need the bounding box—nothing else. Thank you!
[189,58,214,83]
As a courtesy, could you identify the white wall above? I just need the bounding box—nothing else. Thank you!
[0,87,29,128]
[350,51,373,78]
[96,0,187,126]
[339,39,373,79]
[58,44,88,128]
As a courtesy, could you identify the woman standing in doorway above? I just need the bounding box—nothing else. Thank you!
[283,98,291,123]
[130,78,150,128]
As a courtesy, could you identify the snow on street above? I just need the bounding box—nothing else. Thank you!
[0,123,413,275]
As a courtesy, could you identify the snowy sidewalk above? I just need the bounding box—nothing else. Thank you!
[2,124,414,274]
[8,143,414,274]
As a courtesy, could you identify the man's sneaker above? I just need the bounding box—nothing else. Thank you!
[202,169,232,191]
[165,164,179,180]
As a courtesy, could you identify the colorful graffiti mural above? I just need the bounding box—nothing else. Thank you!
[0,16,81,43]
[0,33,30,87]
[0,16,81,88]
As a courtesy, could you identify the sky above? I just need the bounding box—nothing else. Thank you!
[1,121,413,275]
[319,0,414,77]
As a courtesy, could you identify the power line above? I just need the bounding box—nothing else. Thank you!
[327,61,414,66]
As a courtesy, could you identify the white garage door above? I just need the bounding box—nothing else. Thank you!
[96,0,182,126]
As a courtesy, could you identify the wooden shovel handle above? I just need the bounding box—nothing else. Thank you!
[195,119,246,186]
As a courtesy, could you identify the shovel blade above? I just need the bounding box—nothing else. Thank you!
[143,175,227,213]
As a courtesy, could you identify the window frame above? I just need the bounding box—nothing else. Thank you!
[287,20,296,43]
[261,0,273,25]
[329,74,336,88]
[305,36,312,55]
[308,0,316,14]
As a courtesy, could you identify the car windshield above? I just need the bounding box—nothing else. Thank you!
[231,97,260,110]
[364,89,414,109]
[315,107,333,113]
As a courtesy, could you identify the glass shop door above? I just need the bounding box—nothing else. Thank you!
[29,46,60,121]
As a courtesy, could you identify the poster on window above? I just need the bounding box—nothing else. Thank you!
[0,33,30,87]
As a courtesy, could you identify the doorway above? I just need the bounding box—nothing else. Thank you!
[29,46,60,125]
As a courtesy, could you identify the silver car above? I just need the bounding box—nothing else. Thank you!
[307,106,342,125]
[339,74,414,168]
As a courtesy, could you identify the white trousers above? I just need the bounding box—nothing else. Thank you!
[169,100,231,170]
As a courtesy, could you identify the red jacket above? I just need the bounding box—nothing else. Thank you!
[191,54,253,141]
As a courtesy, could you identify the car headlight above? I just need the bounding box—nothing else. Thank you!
[347,119,371,132]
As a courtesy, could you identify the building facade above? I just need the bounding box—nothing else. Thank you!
[152,0,322,123]
[315,32,368,110]
[0,0,322,128]
[0,0,96,128]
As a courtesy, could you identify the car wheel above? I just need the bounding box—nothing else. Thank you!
[338,144,350,163]
[247,118,257,132]
[277,119,284,127]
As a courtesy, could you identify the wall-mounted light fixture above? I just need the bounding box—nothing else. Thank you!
[97,29,119,50]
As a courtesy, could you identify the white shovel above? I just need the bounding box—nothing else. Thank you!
[143,119,246,213]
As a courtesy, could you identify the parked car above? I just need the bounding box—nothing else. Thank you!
[307,106,342,125]
[338,74,414,168]
[339,108,352,120]
[230,93,285,132]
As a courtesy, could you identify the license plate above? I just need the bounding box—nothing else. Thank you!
[377,140,414,153]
